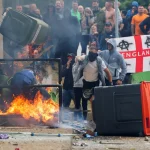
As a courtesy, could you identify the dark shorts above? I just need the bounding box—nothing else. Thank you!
[82,79,99,99]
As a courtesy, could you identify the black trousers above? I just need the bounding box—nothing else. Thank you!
[83,79,100,95]
[74,87,88,120]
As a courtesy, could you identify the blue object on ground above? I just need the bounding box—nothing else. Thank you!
[85,134,94,138]
[31,133,34,136]
[0,134,9,139]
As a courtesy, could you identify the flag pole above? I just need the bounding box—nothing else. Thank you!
[114,0,119,38]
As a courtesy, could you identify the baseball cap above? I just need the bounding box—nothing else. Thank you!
[105,22,112,26]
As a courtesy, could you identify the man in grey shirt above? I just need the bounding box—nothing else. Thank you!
[99,38,127,86]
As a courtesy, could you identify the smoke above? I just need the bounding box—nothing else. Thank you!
[58,107,86,130]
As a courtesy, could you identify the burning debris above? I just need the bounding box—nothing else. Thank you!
[0,59,60,127]
[0,88,59,124]
[0,89,59,126]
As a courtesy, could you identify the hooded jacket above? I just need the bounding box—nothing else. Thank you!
[126,1,138,18]
[99,39,127,81]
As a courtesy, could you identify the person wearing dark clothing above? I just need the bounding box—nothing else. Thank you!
[99,22,115,51]
[16,5,23,12]
[43,4,55,28]
[126,1,139,18]
[35,9,43,20]
[54,9,80,65]
[11,68,50,100]
[28,4,42,20]
[92,0,105,34]
[62,54,75,107]
[28,11,42,20]
[139,17,150,35]
[126,1,139,34]
[148,4,150,13]
[92,0,101,17]
[120,10,131,37]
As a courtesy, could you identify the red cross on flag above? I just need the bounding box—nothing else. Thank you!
[115,35,150,73]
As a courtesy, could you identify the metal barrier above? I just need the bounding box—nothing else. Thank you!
[0,58,62,107]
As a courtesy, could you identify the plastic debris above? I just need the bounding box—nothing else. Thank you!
[73,135,80,140]
[0,134,9,139]
[81,143,88,146]
[58,134,61,137]
[15,148,20,150]
[145,136,149,141]
[31,133,34,136]
[72,143,80,146]
[85,134,94,138]
[94,132,98,137]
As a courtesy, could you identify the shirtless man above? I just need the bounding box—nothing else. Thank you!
[105,1,115,28]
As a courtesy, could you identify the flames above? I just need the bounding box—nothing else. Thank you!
[0,88,59,123]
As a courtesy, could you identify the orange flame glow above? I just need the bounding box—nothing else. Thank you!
[0,90,59,123]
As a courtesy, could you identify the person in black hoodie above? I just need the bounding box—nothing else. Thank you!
[120,10,131,37]
[43,4,55,28]
[62,53,75,108]
[139,15,150,35]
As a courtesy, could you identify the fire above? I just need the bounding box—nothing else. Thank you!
[0,89,59,123]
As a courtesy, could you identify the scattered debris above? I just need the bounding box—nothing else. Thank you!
[94,132,98,137]
[0,134,9,139]
[73,135,80,140]
[100,141,125,145]
[15,148,20,150]
[57,134,61,137]
[12,143,18,146]
[73,129,86,134]
[81,143,88,146]
[72,143,80,146]
[83,134,94,138]
[31,133,34,136]
[106,148,120,150]
[144,136,149,141]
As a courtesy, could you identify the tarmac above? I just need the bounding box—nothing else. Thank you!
[0,130,150,150]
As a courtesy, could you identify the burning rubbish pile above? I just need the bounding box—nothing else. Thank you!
[0,88,59,126]
[0,59,60,126]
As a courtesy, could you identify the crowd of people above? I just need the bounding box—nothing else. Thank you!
[3,0,150,121]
